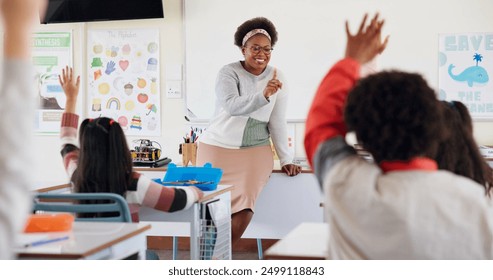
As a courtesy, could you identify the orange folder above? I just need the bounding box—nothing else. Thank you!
[24,213,74,233]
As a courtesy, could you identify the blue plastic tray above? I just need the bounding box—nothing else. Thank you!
[154,163,222,191]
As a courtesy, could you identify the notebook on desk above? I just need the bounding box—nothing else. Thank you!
[133,157,171,168]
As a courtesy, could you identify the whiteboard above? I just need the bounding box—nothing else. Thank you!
[184,0,493,121]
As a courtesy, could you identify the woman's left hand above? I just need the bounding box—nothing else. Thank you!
[281,164,302,176]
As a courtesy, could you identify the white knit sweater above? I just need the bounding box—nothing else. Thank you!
[321,151,493,259]
[199,62,293,166]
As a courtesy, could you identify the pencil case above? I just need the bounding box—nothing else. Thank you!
[154,163,223,191]
[24,213,74,233]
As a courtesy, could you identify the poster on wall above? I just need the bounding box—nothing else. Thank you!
[439,33,492,119]
[87,29,161,136]
[32,31,73,133]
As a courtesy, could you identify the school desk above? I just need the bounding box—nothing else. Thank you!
[35,166,320,259]
[243,171,323,239]
[34,180,233,260]
[264,222,328,260]
[137,167,322,259]
[137,181,233,260]
[16,222,151,260]
[136,167,322,240]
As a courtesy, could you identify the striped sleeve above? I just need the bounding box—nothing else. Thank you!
[60,113,80,178]
[126,172,200,212]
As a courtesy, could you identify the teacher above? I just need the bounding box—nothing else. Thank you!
[197,17,301,247]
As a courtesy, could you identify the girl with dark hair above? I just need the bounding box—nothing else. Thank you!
[196,17,301,246]
[59,66,203,221]
[436,100,493,195]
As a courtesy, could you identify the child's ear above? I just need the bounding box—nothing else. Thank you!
[241,47,246,56]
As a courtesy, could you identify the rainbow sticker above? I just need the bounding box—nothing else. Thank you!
[106,97,121,110]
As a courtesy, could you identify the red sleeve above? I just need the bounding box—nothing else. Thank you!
[304,58,360,167]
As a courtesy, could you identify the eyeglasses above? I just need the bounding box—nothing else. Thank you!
[247,45,273,55]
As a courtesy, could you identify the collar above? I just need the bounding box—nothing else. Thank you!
[379,157,438,173]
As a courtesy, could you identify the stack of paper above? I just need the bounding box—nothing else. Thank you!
[479,146,493,159]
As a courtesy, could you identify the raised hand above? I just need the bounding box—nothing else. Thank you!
[263,68,283,100]
[59,66,80,113]
[1,0,47,60]
[105,61,116,75]
[345,13,389,64]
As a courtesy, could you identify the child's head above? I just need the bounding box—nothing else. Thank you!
[442,100,473,133]
[435,101,492,193]
[72,117,133,195]
[344,70,445,163]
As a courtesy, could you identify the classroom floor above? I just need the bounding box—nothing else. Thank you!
[148,237,274,260]
[154,249,260,260]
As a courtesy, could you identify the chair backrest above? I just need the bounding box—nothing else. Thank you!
[33,193,132,223]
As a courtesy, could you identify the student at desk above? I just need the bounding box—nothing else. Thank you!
[435,100,493,196]
[305,13,493,259]
[58,67,203,220]
[0,0,46,259]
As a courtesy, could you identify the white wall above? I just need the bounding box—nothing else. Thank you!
[184,0,493,121]
[24,0,493,184]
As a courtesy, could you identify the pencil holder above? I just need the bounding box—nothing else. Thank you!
[182,143,197,167]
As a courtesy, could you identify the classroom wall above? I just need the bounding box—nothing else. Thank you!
[26,0,493,184]
[31,0,188,183]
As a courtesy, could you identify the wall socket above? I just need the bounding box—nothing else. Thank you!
[166,80,182,99]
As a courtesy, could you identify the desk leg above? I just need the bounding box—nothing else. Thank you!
[190,202,200,260]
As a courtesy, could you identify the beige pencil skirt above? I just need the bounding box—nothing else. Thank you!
[196,142,274,214]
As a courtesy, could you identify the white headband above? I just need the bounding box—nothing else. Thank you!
[242,29,271,46]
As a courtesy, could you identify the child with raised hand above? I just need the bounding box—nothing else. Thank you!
[305,13,493,259]
[58,66,203,220]
[0,0,47,259]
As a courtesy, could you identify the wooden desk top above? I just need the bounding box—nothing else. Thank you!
[36,183,70,193]
[134,166,168,172]
[264,222,328,260]
[135,165,313,174]
[35,181,233,204]
[199,185,233,203]
[16,222,151,259]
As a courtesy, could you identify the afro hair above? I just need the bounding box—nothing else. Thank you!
[344,70,446,163]
[234,17,278,47]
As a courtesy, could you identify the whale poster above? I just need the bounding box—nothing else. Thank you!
[439,33,493,119]
[87,29,161,136]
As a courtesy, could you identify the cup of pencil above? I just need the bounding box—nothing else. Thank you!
[182,127,201,167]
[182,143,197,166]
